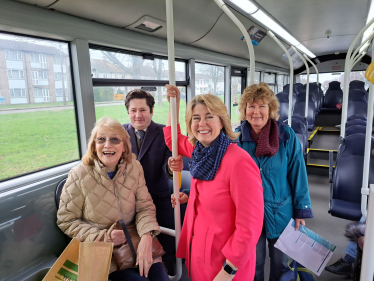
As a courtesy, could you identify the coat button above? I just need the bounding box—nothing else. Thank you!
[267,232,270,235]
[305,206,308,208]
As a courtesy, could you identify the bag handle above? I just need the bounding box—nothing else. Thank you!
[95,222,116,242]
[118,219,137,263]
[287,259,299,281]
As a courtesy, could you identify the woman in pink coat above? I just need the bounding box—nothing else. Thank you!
[164,85,264,281]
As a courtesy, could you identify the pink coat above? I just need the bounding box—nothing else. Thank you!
[164,125,264,281]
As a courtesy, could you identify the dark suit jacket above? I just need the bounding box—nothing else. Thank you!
[122,121,172,199]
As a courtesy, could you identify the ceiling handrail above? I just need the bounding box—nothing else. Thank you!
[214,0,256,85]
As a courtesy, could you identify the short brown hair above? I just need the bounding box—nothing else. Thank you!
[82,116,134,166]
[124,89,155,113]
[239,82,280,121]
[185,94,239,145]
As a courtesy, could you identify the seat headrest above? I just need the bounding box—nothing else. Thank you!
[291,118,307,134]
[277,92,289,102]
[347,114,367,122]
[340,134,374,156]
[296,91,317,102]
[328,81,342,90]
[294,83,304,93]
[283,84,290,92]
[345,125,367,137]
[349,80,365,90]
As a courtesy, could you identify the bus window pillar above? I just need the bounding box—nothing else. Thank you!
[187,59,195,102]
[70,38,96,156]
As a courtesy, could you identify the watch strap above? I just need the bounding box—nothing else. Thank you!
[223,261,237,275]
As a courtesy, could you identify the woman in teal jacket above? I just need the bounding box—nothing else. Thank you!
[236,83,313,281]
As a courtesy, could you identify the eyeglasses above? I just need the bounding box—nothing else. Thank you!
[95,137,123,145]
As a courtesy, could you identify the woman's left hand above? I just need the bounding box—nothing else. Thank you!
[213,268,235,281]
[294,218,305,230]
[136,232,153,278]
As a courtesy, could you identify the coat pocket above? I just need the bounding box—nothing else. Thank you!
[272,197,293,234]
[204,232,215,266]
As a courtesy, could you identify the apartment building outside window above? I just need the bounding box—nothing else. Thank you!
[5,50,22,60]
[7,70,24,79]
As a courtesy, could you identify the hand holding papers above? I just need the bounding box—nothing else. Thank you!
[275,219,336,276]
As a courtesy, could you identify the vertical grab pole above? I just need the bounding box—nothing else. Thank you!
[267,31,294,127]
[214,0,255,85]
[165,0,182,280]
[360,185,374,281]
[340,16,374,139]
[291,46,309,121]
[361,52,374,219]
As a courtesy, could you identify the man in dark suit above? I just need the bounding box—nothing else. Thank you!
[123,89,178,275]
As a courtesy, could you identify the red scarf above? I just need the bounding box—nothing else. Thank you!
[250,119,279,158]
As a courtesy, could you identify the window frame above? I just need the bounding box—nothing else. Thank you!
[5,50,22,60]
[89,44,189,88]
[0,31,82,184]
[7,69,24,79]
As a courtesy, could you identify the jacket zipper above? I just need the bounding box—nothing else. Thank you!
[113,181,125,222]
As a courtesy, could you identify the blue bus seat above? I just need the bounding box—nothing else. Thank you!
[348,114,367,122]
[345,125,367,137]
[347,100,367,118]
[55,178,67,208]
[290,118,308,158]
[330,134,374,221]
[276,92,290,123]
[293,92,316,130]
[349,89,367,102]
[294,83,304,96]
[282,84,298,107]
[347,119,367,127]
[323,81,343,109]
[307,83,321,114]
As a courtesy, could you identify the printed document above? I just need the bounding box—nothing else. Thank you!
[274,219,336,276]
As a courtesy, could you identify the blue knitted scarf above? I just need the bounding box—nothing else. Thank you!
[189,132,232,181]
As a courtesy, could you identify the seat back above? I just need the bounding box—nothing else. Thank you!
[290,118,308,155]
[347,100,367,118]
[293,91,316,130]
[347,119,367,128]
[324,81,343,108]
[277,92,290,122]
[345,125,367,137]
[294,83,304,96]
[348,114,367,122]
[333,134,374,204]
[307,83,321,113]
[350,80,366,91]
[349,89,367,102]
[282,84,298,107]
[55,178,67,208]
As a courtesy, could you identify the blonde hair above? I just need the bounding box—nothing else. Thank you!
[82,116,133,166]
[185,94,239,145]
[239,82,280,121]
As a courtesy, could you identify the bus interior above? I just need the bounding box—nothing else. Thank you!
[0,0,374,280]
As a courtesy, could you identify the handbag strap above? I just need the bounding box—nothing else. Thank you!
[119,219,137,263]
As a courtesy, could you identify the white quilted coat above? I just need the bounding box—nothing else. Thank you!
[57,158,161,242]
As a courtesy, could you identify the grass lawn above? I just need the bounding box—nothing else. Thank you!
[0,101,187,181]
[0,96,242,182]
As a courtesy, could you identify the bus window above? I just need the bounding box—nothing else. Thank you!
[0,33,79,182]
[92,86,187,134]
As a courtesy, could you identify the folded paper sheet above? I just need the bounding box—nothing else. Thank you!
[275,219,336,276]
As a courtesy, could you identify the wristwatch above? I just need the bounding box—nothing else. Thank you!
[223,261,237,275]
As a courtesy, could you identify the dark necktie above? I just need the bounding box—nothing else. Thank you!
[136,130,146,140]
